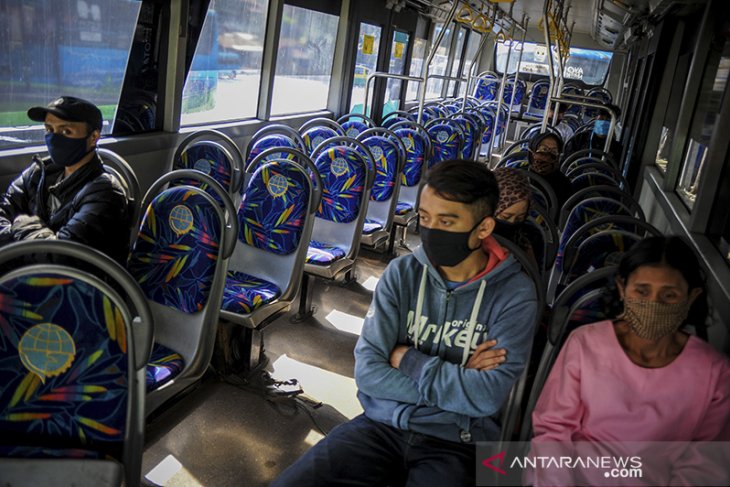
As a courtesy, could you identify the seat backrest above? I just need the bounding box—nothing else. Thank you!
[97,148,141,246]
[336,113,375,139]
[426,119,463,169]
[245,124,306,167]
[450,113,481,160]
[357,131,404,234]
[473,76,500,102]
[0,240,153,487]
[570,171,626,193]
[170,129,245,201]
[525,80,550,116]
[520,266,616,441]
[525,204,559,279]
[519,170,558,223]
[127,170,236,412]
[224,155,320,324]
[310,140,373,260]
[299,118,344,156]
[502,77,526,107]
[559,185,636,228]
[562,229,643,288]
[497,150,530,169]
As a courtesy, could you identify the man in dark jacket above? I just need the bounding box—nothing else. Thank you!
[0,96,130,263]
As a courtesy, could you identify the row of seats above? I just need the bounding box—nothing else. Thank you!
[473,71,613,123]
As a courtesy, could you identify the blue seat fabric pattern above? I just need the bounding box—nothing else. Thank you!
[174,142,233,194]
[361,136,397,202]
[302,127,339,155]
[341,121,369,139]
[246,135,299,167]
[306,240,346,265]
[314,147,367,223]
[0,274,129,460]
[146,343,184,391]
[427,123,460,168]
[394,129,427,187]
[221,270,281,314]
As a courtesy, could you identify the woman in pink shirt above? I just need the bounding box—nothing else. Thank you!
[530,236,730,486]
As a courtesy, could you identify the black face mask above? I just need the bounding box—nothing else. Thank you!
[493,219,523,241]
[45,132,94,167]
[420,218,486,267]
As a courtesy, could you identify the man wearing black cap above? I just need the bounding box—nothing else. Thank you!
[0,96,129,263]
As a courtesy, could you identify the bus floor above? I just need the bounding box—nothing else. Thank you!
[141,231,421,486]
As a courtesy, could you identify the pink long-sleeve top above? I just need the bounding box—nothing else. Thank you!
[532,320,730,443]
[529,321,730,486]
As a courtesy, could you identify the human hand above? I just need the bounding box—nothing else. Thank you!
[12,214,43,240]
[389,344,410,369]
[465,339,506,370]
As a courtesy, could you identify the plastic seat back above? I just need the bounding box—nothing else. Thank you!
[305,138,374,277]
[0,240,153,487]
[426,119,463,169]
[520,267,616,441]
[559,185,637,229]
[336,113,375,139]
[450,113,481,160]
[221,151,321,327]
[97,148,141,247]
[245,124,305,167]
[473,76,499,102]
[127,170,237,414]
[390,121,431,225]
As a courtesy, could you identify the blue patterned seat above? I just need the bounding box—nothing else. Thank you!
[222,158,316,329]
[0,240,153,486]
[304,145,370,278]
[128,175,234,415]
[221,270,281,314]
[302,126,340,156]
[341,120,370,139]
[427,122,462,169]
[562,230,641,288]
[146,343,184,391]
[306,240,347,264]
[173,140,234,197]
[357,134,402,248]
[395,201,413,215]
[246,134,300,167]
[502,78,526,110]
[452,115,480,160]
[473,77,499,102]
[524,80,550,119]
[570,172,620,192]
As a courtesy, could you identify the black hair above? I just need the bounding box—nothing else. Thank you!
[608,236,709,336]
[425,159,499,219]
[527,131,564,153]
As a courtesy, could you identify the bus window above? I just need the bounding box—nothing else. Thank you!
[426,23,454,99]
[181,0,268,125]
[496,41,613,86]
[447,27,466,96]
[350,23,382,115]
[271,5,339,116]
[383,31,410,118]
[0,0,140,149]
[406,38,427,101]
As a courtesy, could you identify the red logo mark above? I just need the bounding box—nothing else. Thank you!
[482,451,507,475]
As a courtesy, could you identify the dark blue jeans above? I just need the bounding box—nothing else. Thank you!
[271,414,476,487]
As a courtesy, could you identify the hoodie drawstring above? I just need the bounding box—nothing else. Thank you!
[412,265,429,350]
[461,280,487,366]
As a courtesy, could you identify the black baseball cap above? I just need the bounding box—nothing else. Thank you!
[27,96,103,132]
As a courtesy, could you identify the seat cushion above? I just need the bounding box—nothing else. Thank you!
[363,219,383,234]
[146,343,185,392]
[222,270,281,314]
[306,240,346,265]
[395,201,413,215]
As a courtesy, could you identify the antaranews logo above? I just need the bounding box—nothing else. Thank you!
[481,451,507,475]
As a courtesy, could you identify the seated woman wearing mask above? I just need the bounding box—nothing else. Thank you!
[527,132,573,208]
[530,236,730,486]
[492,168,537,269]
[563,103,623,163]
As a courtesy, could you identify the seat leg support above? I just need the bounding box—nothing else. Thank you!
[292,273,314,322]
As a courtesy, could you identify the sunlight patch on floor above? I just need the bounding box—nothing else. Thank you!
[325,309,365,336]
[271,354,363,420]
[361,275,380,292]
[146,454,204,487]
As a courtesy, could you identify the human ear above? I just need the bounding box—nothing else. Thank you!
[477,216,495,239]
[615,276,625,300]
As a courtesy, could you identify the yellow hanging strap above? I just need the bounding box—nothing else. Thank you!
[456,4,474,24]
[472,13,492,33]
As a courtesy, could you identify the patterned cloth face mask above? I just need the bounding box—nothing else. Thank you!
[618,297,691,340]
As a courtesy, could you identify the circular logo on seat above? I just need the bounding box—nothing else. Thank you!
[346,128,359,138]
[312,136,325,149]
[267,173,289,197]
[403,137,414,151]
[169,205,194,236]
[437,131,449,143]
[19,323,76,382]
[370,145,383,160]
[331,157,349,176]
[193,158,212,174]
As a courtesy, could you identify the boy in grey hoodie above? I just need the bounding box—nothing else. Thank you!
[273,160,538,487]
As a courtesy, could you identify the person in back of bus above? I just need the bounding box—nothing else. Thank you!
[492,167,538,270]
[272,160,538,487]
[527,132,573,208]
[0,96,129,263]
[546,102,574,144]
[563,103,623,164]
[530,236,730,486]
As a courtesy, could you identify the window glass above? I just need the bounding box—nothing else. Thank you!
[181,0,268,125]
[495,41,613,86]
[426,24,453,99]
[271,5,338,116]
[0,0,140,149]
[676,19,730,209]
[383,31,410,117]
[708,153,730,264]
[447,28,466,96]
[459,32,482,97]
[654,51,692,173]
[350,23,382,114]
[406,38,427,101]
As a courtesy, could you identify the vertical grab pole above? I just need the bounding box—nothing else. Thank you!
[417,2,460,125]
[488,20,514,163]
[504,14,527,142]
[540,0,556,135]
